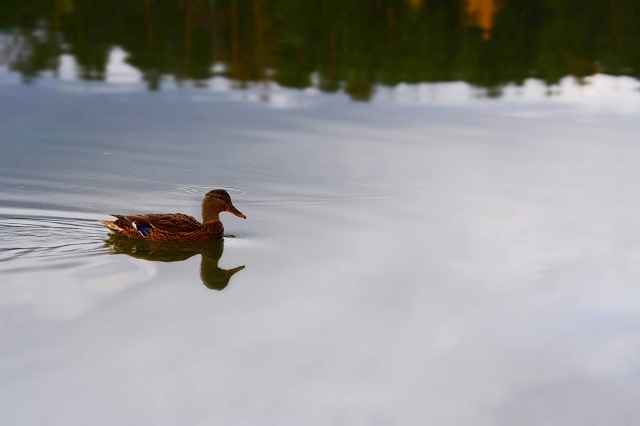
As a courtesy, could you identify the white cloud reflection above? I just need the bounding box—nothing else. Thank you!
[105,47,142,84]
[2,63,640,424]
[1,254,156,321]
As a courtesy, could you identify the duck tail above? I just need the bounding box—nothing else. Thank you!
[107,214,152,237]
[100,219,124,233]
[101,214,134,232]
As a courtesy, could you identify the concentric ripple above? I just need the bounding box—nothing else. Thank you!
[0,208,107,263]
[175,185,247,195]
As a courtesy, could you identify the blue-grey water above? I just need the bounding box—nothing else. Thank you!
[3,2,640,424]
[4,72,640,425]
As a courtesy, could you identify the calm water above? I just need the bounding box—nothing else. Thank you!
[3,2,640,425]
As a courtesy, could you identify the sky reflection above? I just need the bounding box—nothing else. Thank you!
[2,2,640,425]
[2,75,640,424]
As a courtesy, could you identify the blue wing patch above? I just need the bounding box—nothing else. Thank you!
[132,221,153,237]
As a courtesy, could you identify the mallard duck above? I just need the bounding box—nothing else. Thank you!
[100,189,246,242]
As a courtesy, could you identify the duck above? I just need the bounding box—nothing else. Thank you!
[100,189,246,242]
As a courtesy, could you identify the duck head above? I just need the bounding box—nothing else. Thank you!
[202,189,246,223]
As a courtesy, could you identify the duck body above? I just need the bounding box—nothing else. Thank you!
[100,189,245,242]
[103,213,224,242]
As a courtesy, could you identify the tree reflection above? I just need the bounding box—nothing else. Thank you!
[1,0,638,99]
[105,235,245,291]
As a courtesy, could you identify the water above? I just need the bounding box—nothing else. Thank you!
[3,1,640,425]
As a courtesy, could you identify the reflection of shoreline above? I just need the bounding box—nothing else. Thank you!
[105,235,245,291]
[0,0,628,98]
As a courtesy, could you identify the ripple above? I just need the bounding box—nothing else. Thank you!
[0,208,107,263]
[175,185,247,195]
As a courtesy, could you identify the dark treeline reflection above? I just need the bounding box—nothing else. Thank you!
[0,0,637,99]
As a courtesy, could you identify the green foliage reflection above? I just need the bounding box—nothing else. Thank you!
[1,0,637,99]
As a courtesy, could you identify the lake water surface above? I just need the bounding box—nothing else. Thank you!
[3,2,640,425]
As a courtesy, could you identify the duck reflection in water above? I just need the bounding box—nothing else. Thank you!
[104,235,245,290]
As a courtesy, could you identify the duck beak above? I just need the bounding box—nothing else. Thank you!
[228,204,246,219]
